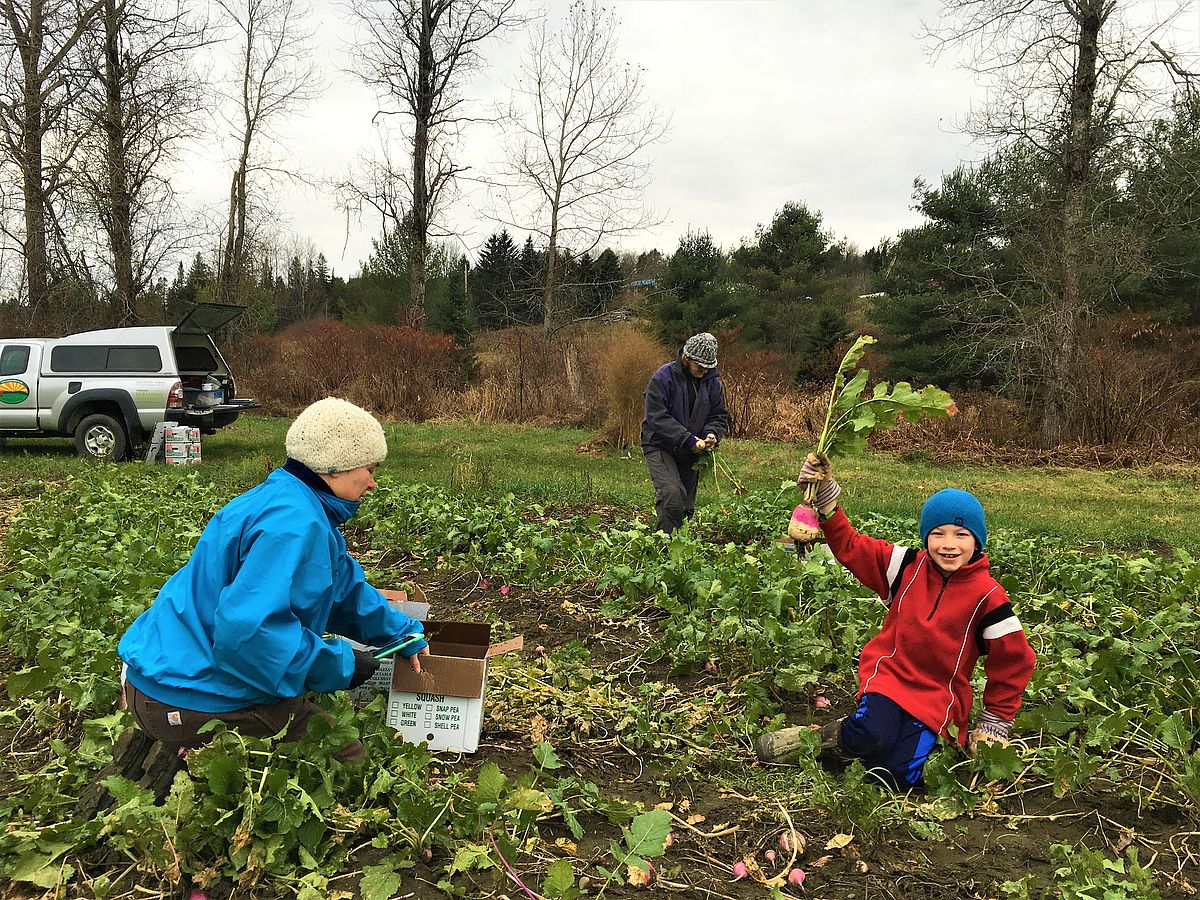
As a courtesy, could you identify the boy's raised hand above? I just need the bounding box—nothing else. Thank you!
[797,452,841,513]
[797,452,832,483]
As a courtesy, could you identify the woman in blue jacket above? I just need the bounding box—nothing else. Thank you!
[118,397,428,762]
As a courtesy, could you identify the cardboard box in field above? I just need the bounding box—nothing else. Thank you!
[387,620,522,753]
[351,587,522,753]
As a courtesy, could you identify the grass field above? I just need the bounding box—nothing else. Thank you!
[2,414,1199,898]
[3,413,1198,549]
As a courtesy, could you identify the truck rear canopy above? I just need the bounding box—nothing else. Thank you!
[175,303,245,335]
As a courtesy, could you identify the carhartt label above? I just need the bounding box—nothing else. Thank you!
[167,711,182,726]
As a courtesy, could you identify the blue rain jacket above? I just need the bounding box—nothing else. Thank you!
[119,460,427,713]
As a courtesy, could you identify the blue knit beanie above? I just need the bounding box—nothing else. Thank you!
[919,488,987,549]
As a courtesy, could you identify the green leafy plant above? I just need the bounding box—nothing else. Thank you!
[811,335,957,459]
[791,335,956,541]
[1002,842,1163,899]
[595,808,672,895]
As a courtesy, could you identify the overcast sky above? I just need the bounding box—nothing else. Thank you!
[178,0,1198,277]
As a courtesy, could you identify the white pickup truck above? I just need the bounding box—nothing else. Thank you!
[0,303,257,460]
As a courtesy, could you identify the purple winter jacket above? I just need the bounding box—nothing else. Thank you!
[641,357,729,466]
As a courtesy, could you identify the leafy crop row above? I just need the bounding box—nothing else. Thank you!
[1,467,1198,897]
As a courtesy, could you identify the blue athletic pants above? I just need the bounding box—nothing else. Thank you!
[838,692,938,789]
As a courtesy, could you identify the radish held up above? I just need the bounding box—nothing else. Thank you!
[792,335,956,552]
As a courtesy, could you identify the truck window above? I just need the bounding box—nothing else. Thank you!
[50,345,162,372]
[108,346,163,371]
[50,346,108,371]
[174,345,218,371]
[0,345,30,376]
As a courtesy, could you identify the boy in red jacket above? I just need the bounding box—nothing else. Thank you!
[761,455,1036,789]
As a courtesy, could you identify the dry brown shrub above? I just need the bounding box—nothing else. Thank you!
[586,325,666,449]
[226,320,466,420]
[1068,321,1200,448]
[459,327,588,424]
[716,347,803,440]
[872,392,1036,453]
[224,316,1200,467]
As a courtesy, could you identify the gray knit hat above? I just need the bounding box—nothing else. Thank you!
[286,397,387,474]
[682,332,718,368]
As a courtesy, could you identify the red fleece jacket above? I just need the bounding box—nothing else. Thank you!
[821,507,1036,745]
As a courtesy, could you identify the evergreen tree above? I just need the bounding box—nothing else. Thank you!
[571,251,596,316]
[469,230,520,328]
[1127,96,1200,325]
[427,254,472,342]
[794,306,851,383]
[654,230,737,345]
[870,164,1015,387]
[342,228,411,324]
[730,201,846,352]
[514,236,543,323]
[164,262,189,318]
[591,248,623,312]
[631,248,665,282]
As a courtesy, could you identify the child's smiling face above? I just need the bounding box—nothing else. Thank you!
[926,525,977,575]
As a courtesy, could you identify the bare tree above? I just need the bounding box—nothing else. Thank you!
[75,0,209,323]
[0,0,106,311]
[926,0,1197,444]
[346,0,519,320]
[498,1,667,329]
[332,139,418,324]
[213,0,320,307]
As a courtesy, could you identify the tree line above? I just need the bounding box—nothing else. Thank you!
[2,0,1198,445]
[0,0,663,332]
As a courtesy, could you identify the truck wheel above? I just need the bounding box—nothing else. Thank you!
[75,413,127,461]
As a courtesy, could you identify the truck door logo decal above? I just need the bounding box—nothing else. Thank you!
[0,379,29,404]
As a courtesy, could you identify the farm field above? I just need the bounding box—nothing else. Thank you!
[1,417,1199,899]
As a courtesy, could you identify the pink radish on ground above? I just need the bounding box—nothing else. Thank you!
[732,860,749,881]
[765,849,777,863]
[788,868,806,886]
[814,695,830,709]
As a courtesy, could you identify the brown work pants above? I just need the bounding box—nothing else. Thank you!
[125,682,365,762]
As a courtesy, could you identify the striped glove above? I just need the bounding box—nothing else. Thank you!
[797,453,841,510]
[968,709,1013,754]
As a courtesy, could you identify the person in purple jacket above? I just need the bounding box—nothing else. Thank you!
[640,332,729,534]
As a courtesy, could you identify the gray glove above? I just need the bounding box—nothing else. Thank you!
[968,709,1014,754]
[797,452,841,509]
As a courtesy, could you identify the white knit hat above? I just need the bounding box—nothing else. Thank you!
[285,397,387,473]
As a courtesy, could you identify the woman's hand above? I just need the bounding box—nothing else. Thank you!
[408,646,431,674]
